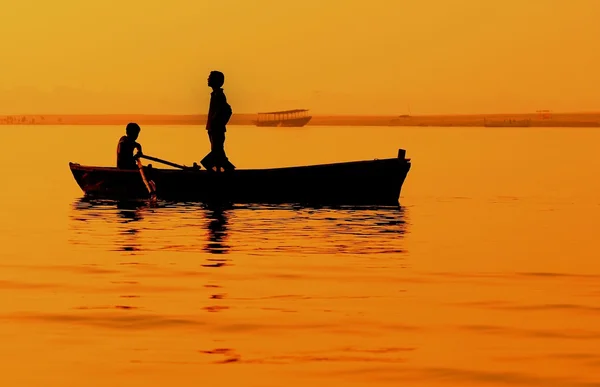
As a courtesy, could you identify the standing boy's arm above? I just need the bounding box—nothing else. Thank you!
[206,94,216,129]
[214,93,231,127]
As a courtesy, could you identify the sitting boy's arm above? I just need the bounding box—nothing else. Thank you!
[133,142,143,159]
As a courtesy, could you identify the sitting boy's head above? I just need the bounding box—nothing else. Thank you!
[208,71,225,88]
[126,123,141,140]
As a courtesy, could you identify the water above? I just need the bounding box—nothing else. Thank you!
[1,125,600,386]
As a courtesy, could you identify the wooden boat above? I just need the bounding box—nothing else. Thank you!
[69,149,411,205]
[254,109,312,127]
[483,118,531,127]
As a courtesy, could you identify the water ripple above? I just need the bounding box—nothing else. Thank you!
[68,198,409,256]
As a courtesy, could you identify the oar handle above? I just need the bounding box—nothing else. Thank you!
[139,154,190,170]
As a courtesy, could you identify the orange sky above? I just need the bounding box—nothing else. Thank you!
[1,0,599,115]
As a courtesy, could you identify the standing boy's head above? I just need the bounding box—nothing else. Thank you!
[126,122,141,140]
[207,71,225,89]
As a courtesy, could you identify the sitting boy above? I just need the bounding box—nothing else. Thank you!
[116,122,143,169]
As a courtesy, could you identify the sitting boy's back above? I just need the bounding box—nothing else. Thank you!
[117,123,142,169]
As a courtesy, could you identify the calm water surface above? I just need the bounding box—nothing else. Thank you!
[1,125,600,386]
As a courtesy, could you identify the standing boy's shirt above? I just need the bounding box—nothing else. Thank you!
[206,88,232,133]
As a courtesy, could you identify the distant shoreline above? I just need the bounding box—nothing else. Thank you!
[1,112,600,127]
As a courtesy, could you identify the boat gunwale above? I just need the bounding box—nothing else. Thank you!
[69,157,410,173]
[257,109,310,115]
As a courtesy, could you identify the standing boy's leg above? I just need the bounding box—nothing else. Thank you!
[204,131,234,171]
[201,131,216,170]
[211,132,226,170]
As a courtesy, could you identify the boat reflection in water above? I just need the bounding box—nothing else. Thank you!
[70,198,147,253]
[116,200,144,222]
[69,198,233,258]
[115,200,145,252]
[69,198,408,259]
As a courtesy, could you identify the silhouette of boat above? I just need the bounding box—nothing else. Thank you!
[483,118,531,127]
[254,109,312,127]
[69,149,411,205]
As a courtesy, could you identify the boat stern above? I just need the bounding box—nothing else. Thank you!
[69,162,87,192]
[69,162,147,198]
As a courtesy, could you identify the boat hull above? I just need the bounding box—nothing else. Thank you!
[254,116,312,127]
[69,150,411,205]
[484,119,531,127]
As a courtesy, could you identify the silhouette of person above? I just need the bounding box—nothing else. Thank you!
[116,201,144,250]
[201,71,234,172]
[117,123,143,169]
[116,200,144,222]
[203,205,230,256]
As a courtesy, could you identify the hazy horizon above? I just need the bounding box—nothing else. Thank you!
[3,110,600,117]
[2,0,600,115]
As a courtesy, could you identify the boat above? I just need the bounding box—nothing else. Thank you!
[254,109,312,127]
[69,149,411,205]
[483,118,531,127]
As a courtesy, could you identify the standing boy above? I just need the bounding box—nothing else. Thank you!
[201,70,234,171]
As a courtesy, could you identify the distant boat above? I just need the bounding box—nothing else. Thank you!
[254,109,312,127]
[484,118,531,127]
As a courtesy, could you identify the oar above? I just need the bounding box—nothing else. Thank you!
[139,154,192,170]
[136,158,157,201]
